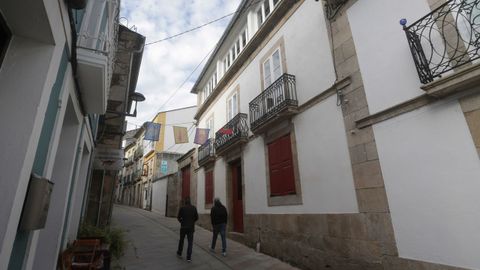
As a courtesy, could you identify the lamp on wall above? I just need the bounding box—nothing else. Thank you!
[106,92,145,117]
[127,92,146,117]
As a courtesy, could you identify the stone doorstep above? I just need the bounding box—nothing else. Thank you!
[421,62,480,98]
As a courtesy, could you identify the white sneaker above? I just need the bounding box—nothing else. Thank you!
[222,252,227,257]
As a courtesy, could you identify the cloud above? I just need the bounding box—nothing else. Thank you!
[121,0,241,130]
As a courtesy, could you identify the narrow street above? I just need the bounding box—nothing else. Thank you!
[111,205,298,270]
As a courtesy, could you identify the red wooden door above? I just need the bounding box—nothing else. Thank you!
[205,170,214,204]
[268,134,295,196]
[231,163,244,232]
[181,166,190,200]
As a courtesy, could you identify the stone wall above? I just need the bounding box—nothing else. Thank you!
[166,174,181,217]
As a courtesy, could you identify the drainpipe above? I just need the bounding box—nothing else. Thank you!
[96,170,106,226]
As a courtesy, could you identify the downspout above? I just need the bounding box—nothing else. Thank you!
[96,170,106,226]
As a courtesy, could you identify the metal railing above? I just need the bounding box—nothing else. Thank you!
[77,0,119,88]
[249,73,297,130]
[214,113,249,152]
[402,0,480,84]
[198,139,215,165]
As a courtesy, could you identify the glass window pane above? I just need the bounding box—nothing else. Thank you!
[263,60,272,88]
[272,50,282,80]
[236,39,241,54]
[264,1,270,16]
[242,30,247,47]
[257,8,263,27]
[232,94,238,115]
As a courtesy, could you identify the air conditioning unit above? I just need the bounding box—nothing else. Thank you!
[19,175,54,231]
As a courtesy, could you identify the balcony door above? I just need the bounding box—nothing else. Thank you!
[262,48,282,89]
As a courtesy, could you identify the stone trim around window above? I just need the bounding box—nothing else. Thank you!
[259,36,288,91]
[263,120,302,206]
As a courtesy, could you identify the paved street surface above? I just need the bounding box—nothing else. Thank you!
[112,204,298,270]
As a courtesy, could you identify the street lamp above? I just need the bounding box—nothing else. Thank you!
[127,92,146,117]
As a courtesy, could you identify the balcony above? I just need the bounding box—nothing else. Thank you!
[402,0,480,96]
[134,146,143,160]
[214,113,249,156]
[198,139,215,167]
[249,73,298,133]
[76,0,119,113]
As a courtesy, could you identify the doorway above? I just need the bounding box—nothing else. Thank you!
[181,166,191,201]
[230,161,244,233]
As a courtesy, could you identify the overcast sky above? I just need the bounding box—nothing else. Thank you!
[120,0,241,130]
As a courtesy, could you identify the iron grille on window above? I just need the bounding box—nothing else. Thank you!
[214,113,249,152]
[249,73,297,131]
[402,0,480,84]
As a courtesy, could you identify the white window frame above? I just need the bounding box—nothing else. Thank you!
[256,0,280,29]
[262,47,283,89]
[206,115,215,139]
[227,91,239,121]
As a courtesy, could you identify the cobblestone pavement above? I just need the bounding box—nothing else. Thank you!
[111,204,299,270]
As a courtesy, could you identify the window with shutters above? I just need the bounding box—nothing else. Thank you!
[267,133,296,196]
[0,13,11,69]
[262,48,282,90]
[205,169,214,206]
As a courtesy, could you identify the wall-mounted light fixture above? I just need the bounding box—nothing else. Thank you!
[127,92,146,117]
[106,92,145,117]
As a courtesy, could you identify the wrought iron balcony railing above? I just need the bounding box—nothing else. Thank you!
[198,139,215,166]
[214,113,249,154]
[249,73,298,131]
[402,0,480,84]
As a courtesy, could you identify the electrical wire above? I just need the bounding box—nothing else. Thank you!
[138,0,264,123]
[145,12,236,46]
[144,0,264,46]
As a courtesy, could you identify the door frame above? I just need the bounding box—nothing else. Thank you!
[226,156,245,233]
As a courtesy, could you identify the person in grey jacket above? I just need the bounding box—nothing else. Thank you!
[210,198,228,256]
[176,197,198,262]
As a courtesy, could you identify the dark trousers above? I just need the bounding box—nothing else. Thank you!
[211,223,227,252]
[177,228,194,259]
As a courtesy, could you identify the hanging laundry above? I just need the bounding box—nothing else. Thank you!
[194,128,210,145]
[219,127,233,135]
[173,126,189,144]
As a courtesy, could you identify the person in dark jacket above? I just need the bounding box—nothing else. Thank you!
[210,198,228,256]
[176,197,198,262]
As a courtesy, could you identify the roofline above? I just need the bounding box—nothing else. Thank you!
[158,105,197,114]
[190,0,250,94]
[177,148,196,162]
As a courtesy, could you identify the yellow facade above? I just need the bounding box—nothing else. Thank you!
[154,112,166,152]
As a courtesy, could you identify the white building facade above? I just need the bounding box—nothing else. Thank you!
[190,0,480,269]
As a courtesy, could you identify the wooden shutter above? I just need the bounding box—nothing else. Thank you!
[267,134,295,196]
[205,170,214,204]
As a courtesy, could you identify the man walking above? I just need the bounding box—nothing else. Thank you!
[210,198,228,256]
[176,197,198,262]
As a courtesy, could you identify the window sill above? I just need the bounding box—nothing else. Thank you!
[267,193,302,206]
